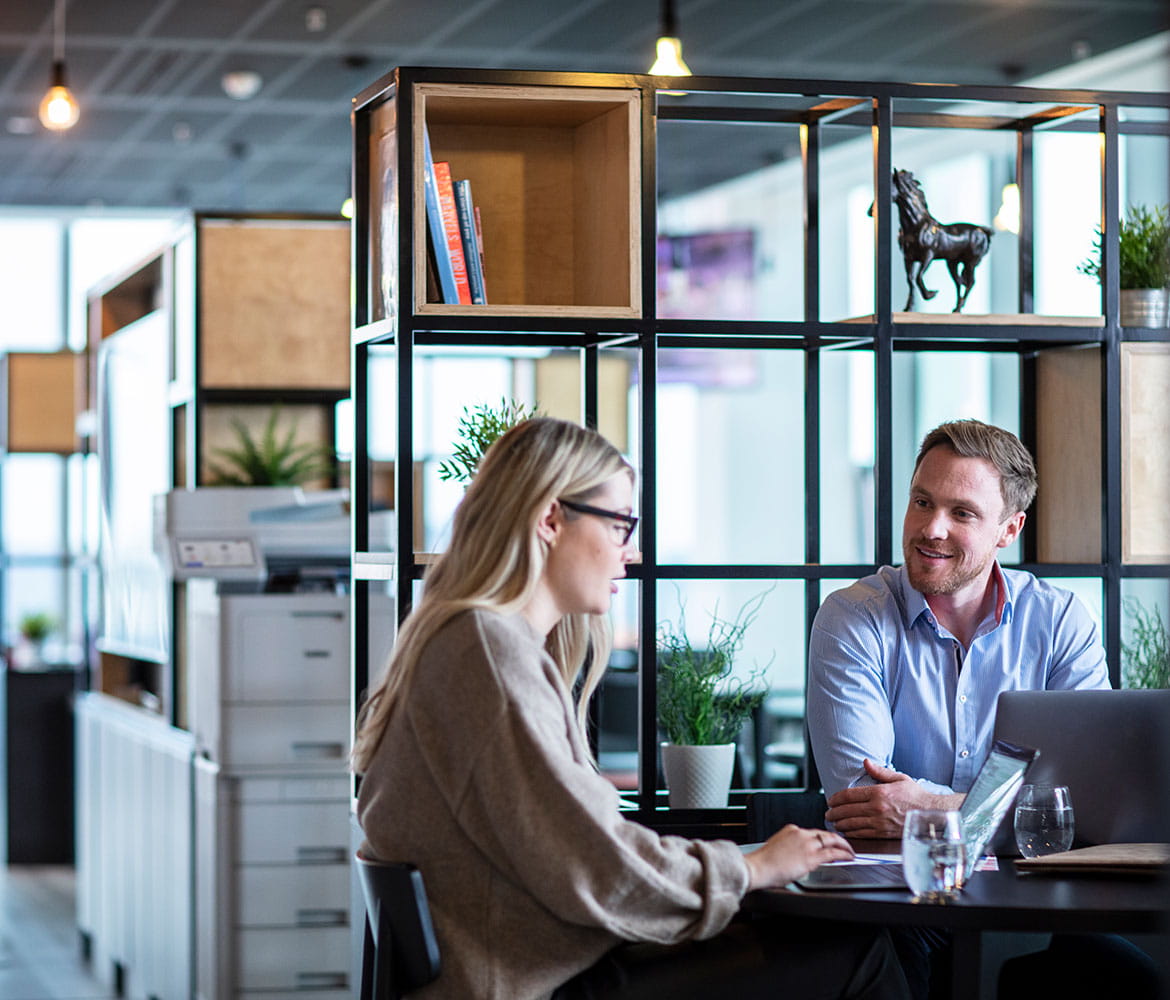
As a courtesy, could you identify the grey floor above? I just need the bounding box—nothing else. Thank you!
[0,867,114,1000]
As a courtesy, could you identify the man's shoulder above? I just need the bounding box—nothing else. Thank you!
[815,565,907,629]
[822,565,902,608]
[1000,567,1078,611]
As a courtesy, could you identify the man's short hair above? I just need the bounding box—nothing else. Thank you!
[914,419,1037,518]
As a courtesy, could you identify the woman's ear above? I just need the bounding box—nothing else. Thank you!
[534,498,562,546]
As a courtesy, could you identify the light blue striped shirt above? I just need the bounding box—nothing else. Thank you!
[807,564,1110,797]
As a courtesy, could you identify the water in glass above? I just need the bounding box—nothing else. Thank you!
[1013,785,1074,858]
[902,809,965,903]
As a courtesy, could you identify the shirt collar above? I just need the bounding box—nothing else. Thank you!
[897,561,1016,631]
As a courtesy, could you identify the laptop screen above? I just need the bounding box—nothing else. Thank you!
[993,689,1170,846]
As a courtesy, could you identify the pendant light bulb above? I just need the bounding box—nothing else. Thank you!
[39,59,80,131]
[649,35,691,76]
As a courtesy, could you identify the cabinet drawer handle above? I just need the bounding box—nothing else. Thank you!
[291,611,345,620]
[296,908,347,927]
[302,649,332,658]
[291,741,344,759]
[296,972,347,989]
[296,846,347,864]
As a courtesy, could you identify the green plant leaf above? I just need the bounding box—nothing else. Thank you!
[1077,204,1170,290]
[436,398,540,484]
[207,406,334,487]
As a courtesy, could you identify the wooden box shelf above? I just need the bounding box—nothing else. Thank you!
[198,220,350,390]
[2,351,84,454]
[1121,342,1170,564]
[413,84,641,318]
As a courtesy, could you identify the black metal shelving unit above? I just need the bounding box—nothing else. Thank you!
[349,67,1169,835]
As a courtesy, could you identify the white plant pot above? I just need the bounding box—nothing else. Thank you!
[1120,288,1169,327]
[660,742,736,809]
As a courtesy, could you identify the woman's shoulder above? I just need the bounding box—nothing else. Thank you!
[426,607,545,673]
[433,606,538,645]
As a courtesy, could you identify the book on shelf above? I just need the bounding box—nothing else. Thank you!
[421,128,460,304]
[431,160,473,305]
[454,178,487,305]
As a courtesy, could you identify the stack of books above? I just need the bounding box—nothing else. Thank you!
[423,127,487,305]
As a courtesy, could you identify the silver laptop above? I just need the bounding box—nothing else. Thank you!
[796,738,1037,891]
[992,688,1170,847]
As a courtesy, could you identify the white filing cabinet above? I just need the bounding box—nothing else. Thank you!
[189,588,390,1000]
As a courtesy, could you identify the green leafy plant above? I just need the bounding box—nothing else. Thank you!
[207,407,334,486]
[1121,598,1170,690]
[18,612,54,643]
[1078,204,1170,289]
[436,398,540,484]
[657,587,774,746]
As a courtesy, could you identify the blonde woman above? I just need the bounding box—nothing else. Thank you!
[354,417,907,1000]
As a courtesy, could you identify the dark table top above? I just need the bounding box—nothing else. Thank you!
[747,851,1169,935]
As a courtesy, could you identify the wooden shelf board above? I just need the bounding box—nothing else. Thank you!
[841,313,1104,326]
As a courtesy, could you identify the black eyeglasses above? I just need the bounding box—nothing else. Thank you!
[558,498,639,545]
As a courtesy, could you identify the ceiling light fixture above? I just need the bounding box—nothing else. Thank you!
[38,0,80,131]
[648,0,691,77]
[222,69,263,101]
[994,182,1021,235]
[306,5,327,32]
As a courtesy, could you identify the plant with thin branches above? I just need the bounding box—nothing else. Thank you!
[1121,598,1170,690]
[657,587,774,746]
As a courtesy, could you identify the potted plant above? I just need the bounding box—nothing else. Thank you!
[437,397,540,485]
[1121,598,1169,690]
[657,587,772,808]
[206,406,334,486]
[1078,204,1170,327]
[13,611,54,669]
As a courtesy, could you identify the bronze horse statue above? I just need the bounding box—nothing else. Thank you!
[882,169,993,313]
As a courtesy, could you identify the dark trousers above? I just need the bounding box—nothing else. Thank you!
[998,933,1163,1000]
[894,927,1162,1000]
[553,915,910,1000]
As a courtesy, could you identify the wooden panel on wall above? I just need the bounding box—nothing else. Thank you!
[1034,346,1101,563]
[534,353,630,452]
[198,220,350,390]
[1121,342,1170,563]
[3,351,84,453]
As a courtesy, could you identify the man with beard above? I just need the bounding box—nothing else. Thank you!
[807,418,1109,840]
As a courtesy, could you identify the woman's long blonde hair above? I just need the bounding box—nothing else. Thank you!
[352,417,634,773]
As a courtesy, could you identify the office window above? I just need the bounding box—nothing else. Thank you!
[656,349,804,565]
[820,349,875,565]
[0,219,62,350]
[656,578,806,789]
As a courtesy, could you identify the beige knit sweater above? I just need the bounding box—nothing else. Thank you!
[357,609,750,1000]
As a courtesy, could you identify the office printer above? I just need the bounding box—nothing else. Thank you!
[153,487,394,997]
[153,486,390,592]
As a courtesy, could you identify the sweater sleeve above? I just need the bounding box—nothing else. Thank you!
[407,611,749,945]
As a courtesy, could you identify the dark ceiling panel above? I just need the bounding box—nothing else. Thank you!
[66,0,180,37]
[0,0,1162,212]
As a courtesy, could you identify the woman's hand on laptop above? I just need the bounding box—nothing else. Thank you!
[825,759,965,839]
[743,824,855,889]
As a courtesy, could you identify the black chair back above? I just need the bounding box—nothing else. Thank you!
[356,856,441,999]
[745,790,828,842]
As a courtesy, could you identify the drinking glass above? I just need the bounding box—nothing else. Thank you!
[901,809,966,903]
[1014,784,1075,857]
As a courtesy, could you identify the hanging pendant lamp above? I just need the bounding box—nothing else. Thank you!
[39,0,80,131]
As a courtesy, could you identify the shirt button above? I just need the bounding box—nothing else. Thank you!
[959,695,967,703]
[959,749,970,758]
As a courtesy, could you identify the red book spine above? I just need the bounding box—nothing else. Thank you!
[432,161,472,305]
